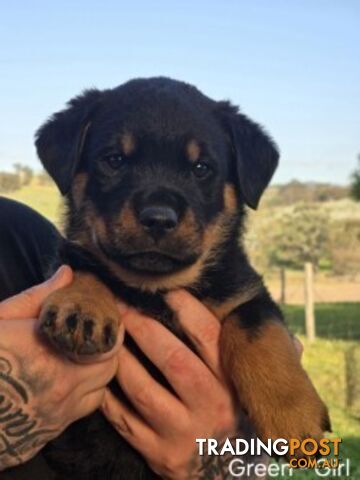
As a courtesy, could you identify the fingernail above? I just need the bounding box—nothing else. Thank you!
[51,265,65,280]
[50,265,71,282]
[116,416,131,434]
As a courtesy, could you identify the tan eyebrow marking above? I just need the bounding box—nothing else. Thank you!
[186,139,201,163]
[120,132,136,156]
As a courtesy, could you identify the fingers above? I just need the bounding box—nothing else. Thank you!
[122,308,217,407]
[165,290,222,377]
[115,347,186,433]
[0,265,73,320]
[101,389,159,460]
[74,388,107,422]
[71,354,119,394]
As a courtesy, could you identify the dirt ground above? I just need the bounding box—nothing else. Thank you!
[264,270,360,305]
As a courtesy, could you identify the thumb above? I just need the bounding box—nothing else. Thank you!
[0,265,73,320]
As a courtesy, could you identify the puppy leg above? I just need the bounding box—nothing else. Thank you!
[39,272,121,355]
[220,308,330,451]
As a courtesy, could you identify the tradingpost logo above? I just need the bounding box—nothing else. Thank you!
[196,437,348,477]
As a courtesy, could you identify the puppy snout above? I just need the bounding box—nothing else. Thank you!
[139,206,178,237]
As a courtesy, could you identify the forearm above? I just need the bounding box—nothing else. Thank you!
[0,343,57,471]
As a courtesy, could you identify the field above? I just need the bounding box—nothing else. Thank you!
[2,182,360,479]
[283,306,360,479]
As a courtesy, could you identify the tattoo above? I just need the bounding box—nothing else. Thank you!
[189,443,234,480]
[0,356,56,470]
[189,437,268,480]
[196,454,232,480]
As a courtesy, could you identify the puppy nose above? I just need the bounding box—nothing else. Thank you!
[139,206,178,234]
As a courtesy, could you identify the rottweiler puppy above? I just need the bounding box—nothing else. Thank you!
[34,77,330,478]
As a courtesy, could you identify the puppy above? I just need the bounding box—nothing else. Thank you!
[34,77,330,478]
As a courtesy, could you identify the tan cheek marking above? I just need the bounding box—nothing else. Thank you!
[176,209,202,248]
[71,173,88,208]
[120,132,136,156]
[186,139,201,163]
[224,184,238,212]
[118,203,140,233]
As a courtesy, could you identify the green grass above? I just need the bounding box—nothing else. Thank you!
[280,303,360,479]
[275,338,360,478]
[284,303,360,340]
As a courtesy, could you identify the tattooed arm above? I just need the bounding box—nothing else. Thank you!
[0,266,121,471]
[0,351,57,469]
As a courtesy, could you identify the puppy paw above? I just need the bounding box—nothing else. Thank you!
[39,273,120,356]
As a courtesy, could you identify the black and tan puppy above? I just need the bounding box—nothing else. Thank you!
[35,77,329,478]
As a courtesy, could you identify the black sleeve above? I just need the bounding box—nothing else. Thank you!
[0,197,60,478]
[0,197,61,301]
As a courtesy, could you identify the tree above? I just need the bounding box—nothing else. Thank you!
[269,203,330,269]
[350,154,360,201]
[12,163,34,186]
[329,219,360,276]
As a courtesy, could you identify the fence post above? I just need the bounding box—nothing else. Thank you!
[280,268,286,305]
[304,262,315,342]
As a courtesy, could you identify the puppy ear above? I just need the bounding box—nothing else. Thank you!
[217,101,279,209]
[35,89,103,195]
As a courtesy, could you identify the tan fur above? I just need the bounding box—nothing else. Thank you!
[205,282,262,321]
[117,203,141,236]
[223,183,237,212]
[186,139,201,162]
[173,209,201,248]
[71,173,88,208]
[120,132,136,156]
[221,317,330,446]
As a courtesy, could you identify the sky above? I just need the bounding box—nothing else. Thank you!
[0,0,359,185]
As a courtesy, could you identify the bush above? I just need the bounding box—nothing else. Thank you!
[268,203,330,270]
[329,220,360,275]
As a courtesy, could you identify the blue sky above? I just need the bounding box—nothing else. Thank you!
[0,0,359,184]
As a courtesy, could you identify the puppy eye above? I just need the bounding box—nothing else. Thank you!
[192,161,212,178]
[104,154,124,169]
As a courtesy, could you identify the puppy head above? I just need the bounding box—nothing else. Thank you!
[36,77,278,291]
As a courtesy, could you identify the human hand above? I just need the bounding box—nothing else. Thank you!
[0,266,122,471]
[101,290,239,479]
[102,291,304,479]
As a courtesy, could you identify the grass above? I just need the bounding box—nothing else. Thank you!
[284,303,360,340]
[280,307,360,479]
